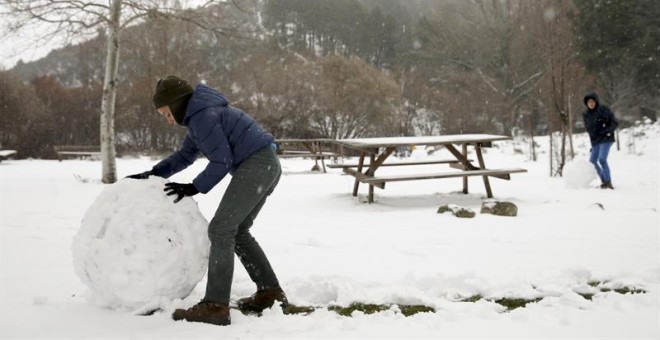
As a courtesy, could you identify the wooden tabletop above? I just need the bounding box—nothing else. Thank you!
[335,134,510,148]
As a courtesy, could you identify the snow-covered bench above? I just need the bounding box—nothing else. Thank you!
[275,139,341,172]
[0,150,17,163]
[360,168,528,189]
[53,145,101,161]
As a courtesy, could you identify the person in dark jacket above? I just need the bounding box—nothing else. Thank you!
[127,76,287,326]
[582,92,618,189]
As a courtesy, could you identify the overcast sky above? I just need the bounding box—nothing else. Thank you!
[0,29,66,70]
[0,0,214,70]
[0,2,70,70]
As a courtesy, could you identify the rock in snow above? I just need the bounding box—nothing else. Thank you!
[563,159,599,189]
[481,200,518,217]
[437,204,476,218]
[71,177,210,310]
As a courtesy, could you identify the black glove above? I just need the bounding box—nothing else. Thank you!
[126,170,154,180]
[164,182,199,203]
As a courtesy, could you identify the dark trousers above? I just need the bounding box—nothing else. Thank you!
[204,146,282,304]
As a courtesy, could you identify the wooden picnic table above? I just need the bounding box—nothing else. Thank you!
[0,150,17,163]
[274,138,341,172]
[331,134,527,203]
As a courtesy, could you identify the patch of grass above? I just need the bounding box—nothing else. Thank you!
[241,285,648,319]
[459,295,483,303]
[587,281,647,295]
[398,304,435,316]
[328,303,435,317]
[458,295,543,311]
[612,287,646,295]
[577,284,646,300]
[578,293,595,300]
[328,303,390,317]
[493,297,543,311]
[283,304,317,315]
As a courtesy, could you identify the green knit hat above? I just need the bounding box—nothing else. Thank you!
[152,76,194,109]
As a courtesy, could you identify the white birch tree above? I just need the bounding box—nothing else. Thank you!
[3,0,248,183]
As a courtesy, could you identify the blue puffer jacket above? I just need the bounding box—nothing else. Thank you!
[582,92,618,146]
[152,84,274,193]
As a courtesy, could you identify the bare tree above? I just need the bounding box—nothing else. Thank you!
[229,50,401,139]
[414,0,546,135]
[3,0,254,183]
[536,0,586,176]
[314,56,401,139]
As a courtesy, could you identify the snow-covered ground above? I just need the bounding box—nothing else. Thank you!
[1,123,659,339]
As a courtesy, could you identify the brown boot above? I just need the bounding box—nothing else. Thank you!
[237,287,288,313]
[172,301,231,326]
[600,181,614,189]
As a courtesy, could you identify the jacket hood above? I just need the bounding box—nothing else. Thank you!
[183,84,229,125]
[583,92,600,108]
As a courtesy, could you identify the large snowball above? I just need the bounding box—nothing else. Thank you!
[72,177,210,310]
[563,160,599,189]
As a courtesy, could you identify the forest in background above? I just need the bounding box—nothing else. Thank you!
[0,0,658,160]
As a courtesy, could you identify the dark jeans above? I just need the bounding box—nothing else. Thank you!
[590,142,613,183]
[204,145,282,305]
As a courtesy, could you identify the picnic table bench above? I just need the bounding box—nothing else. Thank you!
[53,145,101,161]
[0,150,17,163]
[275,138,341,172]
[333,134,527,203]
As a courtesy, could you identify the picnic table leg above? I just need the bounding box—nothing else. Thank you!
[462,144,468,194]
[444,144,477,170]
[318,142,327,173]
[368,153,375,203]
[302,142,322,172]
[352,153,365,197]
[475,143,493,198]
[363,147,394,203]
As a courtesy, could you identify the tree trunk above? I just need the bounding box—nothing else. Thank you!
[100,0,121,184]
[528,113,536,161]
[549,131,553,176]
[559,124,567,176]
[568,94,574,159]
